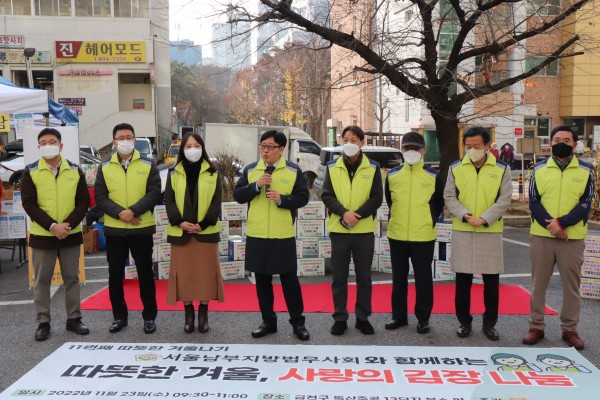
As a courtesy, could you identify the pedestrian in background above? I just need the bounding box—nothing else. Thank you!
[384,132,444,334]
[164,132,224,333]
[523,126,594,350]
[234,130,310,341]
[22,128,90,341]
[444,126,512,341]
[95,123,161,334]
[322,125,383,336]
[490,143,499,159]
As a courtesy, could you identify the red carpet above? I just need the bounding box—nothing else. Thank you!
[82,280,557,315]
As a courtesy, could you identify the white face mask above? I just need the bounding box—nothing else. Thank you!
[342,143,360,158]
[184,147,203,163]
[116,140,135,155]
[402,150,422,165]
[39,145,60,159]
[467,148,486,163]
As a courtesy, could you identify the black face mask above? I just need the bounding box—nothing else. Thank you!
[552,142,573,158]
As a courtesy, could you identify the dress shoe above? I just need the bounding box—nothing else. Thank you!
[522,328,544,345]
[355,320,375,335]
[34,323,50,341]
[293,325,310,341]
[144,320,157,334]
[385,319,408,330]
[456,324,471,338]
[562,331,584,350]
[251,323,277,338]
[330,321,348,335]
[184,304,195,333]
[66,318,90,335]
[416,321,430,334]
[198,304,209,333]
[482,326,499,341]
[109,319,128,333]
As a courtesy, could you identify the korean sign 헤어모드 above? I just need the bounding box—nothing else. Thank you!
[55,41,146,63]
[2,343,600,400]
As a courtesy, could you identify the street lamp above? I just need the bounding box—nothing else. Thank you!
[23,47,36,88]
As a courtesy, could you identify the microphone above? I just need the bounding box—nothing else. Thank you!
[264,165,275,197]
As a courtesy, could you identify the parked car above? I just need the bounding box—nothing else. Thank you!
[80,144,100,158]
[135,137,157,160]
[164,140,180,164]
[313,146,404,199]
[0,152,102,186]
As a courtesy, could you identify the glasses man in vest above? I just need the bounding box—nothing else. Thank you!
[444,126,512,341]
[523,126,594,350]
[322,125,383,336]
[95,123,161,334]
[22,128,90,341]
[384,132,444,334]
[234,130,310,341]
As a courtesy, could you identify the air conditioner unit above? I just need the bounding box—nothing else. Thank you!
[539,137,550,146]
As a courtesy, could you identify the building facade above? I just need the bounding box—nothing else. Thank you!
[170,39,202,66]
[0,0,171,154]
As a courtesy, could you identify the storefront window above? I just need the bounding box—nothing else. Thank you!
[36,0,72,16]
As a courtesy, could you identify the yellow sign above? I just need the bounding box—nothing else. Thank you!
[55,41,146,63]
[0,114,9,132]
[28,245,86,287]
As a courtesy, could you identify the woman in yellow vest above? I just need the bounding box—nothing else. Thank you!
[443,126,512,341]
[164,133,224,333]
[322,125,383,336]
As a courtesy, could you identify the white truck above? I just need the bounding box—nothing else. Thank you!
[198,123,322,187]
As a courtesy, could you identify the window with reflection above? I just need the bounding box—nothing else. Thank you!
[0,0,33,15]
[75,0,110,17]
[36,0,72,16]
[115,0,148,17]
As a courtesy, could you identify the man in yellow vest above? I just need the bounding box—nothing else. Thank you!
[523,126,594,350]
[444,126,512,341]
[385,132,444,334]
[95,123,161,334]
[22,128,90,341]
[322,125,383,336]
[234,130,310,341]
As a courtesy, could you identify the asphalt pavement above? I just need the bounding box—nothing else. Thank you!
[1,226,600,391]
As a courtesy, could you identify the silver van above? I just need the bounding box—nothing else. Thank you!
[134,137,156,160]
[313,146,403,199]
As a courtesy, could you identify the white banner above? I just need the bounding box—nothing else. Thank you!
[2,343,600,399]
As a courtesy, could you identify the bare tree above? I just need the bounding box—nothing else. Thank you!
[216,0,597,175]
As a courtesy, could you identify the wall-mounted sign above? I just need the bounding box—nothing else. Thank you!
[515,127,523,136]
[0,35,24,48]
[0,114,10,132]
[132,99,145,110]
[58,98,86,107]
[57,70,113,76]
[0,50,50,64]
[68,106,83,116]
[55,41,146,63]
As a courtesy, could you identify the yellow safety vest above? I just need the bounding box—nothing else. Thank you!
[327,155,377,234]
[387,160,437,241]
[246,159,299,239]
[450,155,509,233]
[530,157,591,239]
[101,150,155,229]
[29,156,83,236]
[167,160,220,237]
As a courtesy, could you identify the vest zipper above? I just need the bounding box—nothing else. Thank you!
[558,168,564,217]
[407,165,413,241]
[474,165,480,232]
[124,162,129,228]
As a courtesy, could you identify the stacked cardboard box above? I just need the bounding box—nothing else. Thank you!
[582,232,600,299]
[296,202,327,276]
[220,202,248,280]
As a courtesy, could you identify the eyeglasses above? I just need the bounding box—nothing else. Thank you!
[259,144,282,151]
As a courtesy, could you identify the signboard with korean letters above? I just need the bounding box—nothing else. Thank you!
[297,201,326,220]
[221,202,247,221]
[3,343,599,400]
[296,219,325,237]
[582,233,600,299]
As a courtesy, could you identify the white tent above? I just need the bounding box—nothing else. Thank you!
[0,82,48,114]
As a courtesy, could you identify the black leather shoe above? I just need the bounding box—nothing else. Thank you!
[35,323,50,341]
[483,326,500,341]
[144,320,156,334]
[251,323,277,338]
[109,319,128,333]
[355,320,375,335]
[330,321,348,335]
[66,318,90,335]
[385,319,408,330]
[416,321,430,334]
[457,324,472,338]
[293,325,310,341]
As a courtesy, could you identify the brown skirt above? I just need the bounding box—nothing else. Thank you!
[166,240,225,305]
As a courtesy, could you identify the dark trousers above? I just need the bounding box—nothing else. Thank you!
[330,232,375,322]
[388,239,435,323]
[455,272,499,327]
[255,272,304,327]
[106,234,157,321]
